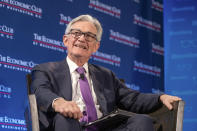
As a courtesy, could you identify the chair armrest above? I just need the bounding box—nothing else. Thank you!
[28,94,40,131]
[149,100,185,131]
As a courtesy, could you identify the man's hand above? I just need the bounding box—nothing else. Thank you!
[52,98,83,120]
[160,94,182,110]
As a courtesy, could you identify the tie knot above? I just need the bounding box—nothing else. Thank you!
[76,67,85,74]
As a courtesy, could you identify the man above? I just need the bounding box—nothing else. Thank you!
[31,14,181,131]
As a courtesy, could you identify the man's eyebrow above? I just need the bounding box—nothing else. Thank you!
[86,32,96,35]
[71,28,96,35]
[70,28,81,31]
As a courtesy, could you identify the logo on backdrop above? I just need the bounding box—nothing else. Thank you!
[33,33,66,53]
[180,39,197,49]
[125,83,140,91]
[152,88,164,94]
[0,54,37,73]
[92,51,121,67]
[168,18,185,23]
[0,84,11,99]
[133,0,140,4]
[0,116,26,130]
[59,14,72,26]
[66,0,73,2]
[133,60,161,77]
[0,24,14,39]
[109,29,140,48]
[172,6,195,12]
[0,0,42,19]
[151,0,163,12]
[152,43,164,56]
[171,53,197,60]
[88,0,121,19]
[168,90,197,96]
[169,30,192,36]
[133,14,161,32]
[192,20,197,26]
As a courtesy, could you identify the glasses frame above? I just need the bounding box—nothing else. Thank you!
[68,29,98,42]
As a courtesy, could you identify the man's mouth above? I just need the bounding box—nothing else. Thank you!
[74,44,88,50]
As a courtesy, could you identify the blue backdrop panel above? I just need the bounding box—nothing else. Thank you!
[164,0,197,130]
[0,0,163,130]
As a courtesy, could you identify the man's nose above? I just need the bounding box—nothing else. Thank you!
[78,34,86,42]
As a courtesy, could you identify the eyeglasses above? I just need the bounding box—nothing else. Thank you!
[68,29,98,42]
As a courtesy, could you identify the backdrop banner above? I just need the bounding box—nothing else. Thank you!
[0,0,163,130]
[164,0,197,130]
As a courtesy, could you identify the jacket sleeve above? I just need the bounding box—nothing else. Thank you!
[112,72,162,114]
[30,65,59,113]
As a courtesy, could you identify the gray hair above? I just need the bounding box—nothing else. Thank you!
[65,14,103,42]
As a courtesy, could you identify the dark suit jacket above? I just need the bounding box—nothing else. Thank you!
[31,59,162,128]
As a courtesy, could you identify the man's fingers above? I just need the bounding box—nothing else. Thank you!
[71,107,80,119]
[174,96,182,101]
[160,94,182,110]
[164,101,173,110]
[53,100,82,119]
[68,111,73,118]
[73,113,78,119]
[65,102,82,119]
[72,109,83,120]
[79,112,83,119]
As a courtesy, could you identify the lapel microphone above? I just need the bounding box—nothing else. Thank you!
[79,73,85,80]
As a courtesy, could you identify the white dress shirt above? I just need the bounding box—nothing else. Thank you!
[66,57,103,118]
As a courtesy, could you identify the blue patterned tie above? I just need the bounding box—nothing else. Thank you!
[76,67,98,130]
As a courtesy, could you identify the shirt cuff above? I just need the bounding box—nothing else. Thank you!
[52,97,63,109]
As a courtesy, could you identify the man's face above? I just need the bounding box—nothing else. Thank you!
[63,21,100,61]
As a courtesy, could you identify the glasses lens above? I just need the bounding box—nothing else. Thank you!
[85,33,97,42]
[69,29,97,42]
[71,30,82,37]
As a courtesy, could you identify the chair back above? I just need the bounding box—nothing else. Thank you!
[26,74,40,131]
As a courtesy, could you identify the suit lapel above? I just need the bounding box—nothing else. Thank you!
[89,64,108,115]
[55,59,72,101]
[55,61,108,114]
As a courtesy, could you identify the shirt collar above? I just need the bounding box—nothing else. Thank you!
[66,56,89,74]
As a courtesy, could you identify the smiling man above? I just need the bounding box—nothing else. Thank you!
[63,20,100,67]
[31,14,181,131]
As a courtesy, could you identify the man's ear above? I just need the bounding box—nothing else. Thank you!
[63,35,68,47]
[93,42,100,53]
